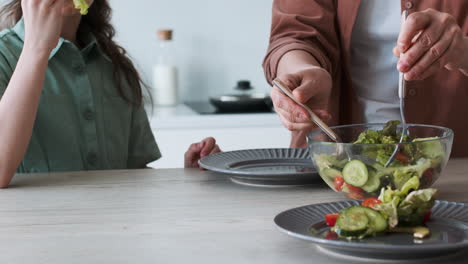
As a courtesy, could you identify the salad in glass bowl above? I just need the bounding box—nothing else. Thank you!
[307,121,454,239]
[307,121,453,200]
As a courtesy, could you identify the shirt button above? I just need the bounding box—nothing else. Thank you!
[405,1,414,9]
[83,109,94,121]
[73,64,86,74]
[87,152,98,166]
[408,89,417,96]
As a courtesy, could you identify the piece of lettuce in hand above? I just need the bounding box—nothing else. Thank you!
[73,0,89,15]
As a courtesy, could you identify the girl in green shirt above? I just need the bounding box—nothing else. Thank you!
[0,0,220,187]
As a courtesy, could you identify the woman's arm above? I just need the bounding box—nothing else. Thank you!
[0,0,64,187]
[263,0,339,148]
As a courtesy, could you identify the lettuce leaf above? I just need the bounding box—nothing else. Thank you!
[375,195,400,228]
[397,188,437,225]
[375,176,436,227]
[399,176,420,196]
[399,188,437,215]
[73,0,89,15]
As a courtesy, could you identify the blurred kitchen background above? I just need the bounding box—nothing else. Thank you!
[110,0,290,168]
[0,0,290,167]
[112,0,272,102]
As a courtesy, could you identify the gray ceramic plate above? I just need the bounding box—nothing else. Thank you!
[274,200,468,260]
[199,148,320,187]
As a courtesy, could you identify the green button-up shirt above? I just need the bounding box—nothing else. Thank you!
[0,19,161,173]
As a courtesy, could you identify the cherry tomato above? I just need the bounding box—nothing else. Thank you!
[325,230,338,240]
[325,213,339,227]
[422,168,434,187]
[361,198,382,209]
[334,177,345,192]
[395,152,410,165]
[346,185,365,200]
[423,210,432,224]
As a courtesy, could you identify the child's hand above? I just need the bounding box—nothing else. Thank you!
[184,137,221,168]
[22,0,65,56]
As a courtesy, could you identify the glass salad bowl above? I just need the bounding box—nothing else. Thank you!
[307,123,454,200]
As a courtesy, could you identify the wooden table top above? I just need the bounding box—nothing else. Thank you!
[1,159,467,263]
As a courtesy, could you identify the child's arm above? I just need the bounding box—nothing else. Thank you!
[0,0,65,187]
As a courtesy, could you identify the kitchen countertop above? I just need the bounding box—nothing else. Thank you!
[148,104,282,129]
[1,159,468,263]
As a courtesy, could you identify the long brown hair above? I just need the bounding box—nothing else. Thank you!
[0,0,148,107]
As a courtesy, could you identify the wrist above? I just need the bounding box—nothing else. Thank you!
[22,42,52,61]
[290,130,310,148]
[278,50,325,77]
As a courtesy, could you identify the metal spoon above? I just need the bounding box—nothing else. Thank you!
[385,10,409,168]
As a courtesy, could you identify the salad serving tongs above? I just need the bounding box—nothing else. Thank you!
[272,79,351,160]
[385,10,409,168]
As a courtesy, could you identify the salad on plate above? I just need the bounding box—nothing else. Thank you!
[325,175,436,240]
[313,121,446,240]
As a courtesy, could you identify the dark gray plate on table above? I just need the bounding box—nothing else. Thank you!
[198,148,319,187]
[274,200,468,260]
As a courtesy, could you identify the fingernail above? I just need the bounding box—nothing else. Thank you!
[398,61,410,72]
[398,42,407,51]
[405,72,415,80]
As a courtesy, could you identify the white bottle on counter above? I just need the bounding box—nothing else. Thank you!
[152,29,178,106]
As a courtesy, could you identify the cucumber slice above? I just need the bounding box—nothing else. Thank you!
[335,206,369,237]
[321,168,343,179]
[335,206,388,238]
[361,171,381,193]
[343,160,369,187]
[361,206,388,233]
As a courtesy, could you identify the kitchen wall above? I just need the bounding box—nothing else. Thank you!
[111,0,274,102]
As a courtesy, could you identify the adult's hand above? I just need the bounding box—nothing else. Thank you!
[394,8,468,79]
[272,67,332,132]
[184,137,221,168]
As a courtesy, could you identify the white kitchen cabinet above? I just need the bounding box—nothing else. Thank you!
[147,105,290,168]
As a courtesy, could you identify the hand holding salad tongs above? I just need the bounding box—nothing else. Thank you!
[385,10,409,168]
[272,79,339,142]
[272,79,351,160]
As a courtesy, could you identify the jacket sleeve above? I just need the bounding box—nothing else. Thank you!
[263,0,341,84]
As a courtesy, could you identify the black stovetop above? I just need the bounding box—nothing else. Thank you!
[184,101,274,115]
